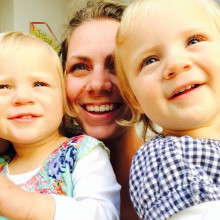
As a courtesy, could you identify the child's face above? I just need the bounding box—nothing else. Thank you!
[0,43,64,144]
[120,0,220,135]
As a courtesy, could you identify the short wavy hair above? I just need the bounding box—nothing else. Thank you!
[59,0,127,70]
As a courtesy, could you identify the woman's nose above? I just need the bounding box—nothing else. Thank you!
[163,50,192,80]
[85,68,112,95]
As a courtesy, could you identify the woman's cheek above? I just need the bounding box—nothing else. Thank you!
[65,76,85,103]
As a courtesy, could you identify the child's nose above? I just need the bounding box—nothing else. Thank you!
[12,88,34,105]
[163,51,192,80]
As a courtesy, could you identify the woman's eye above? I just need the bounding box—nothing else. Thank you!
[105,56,115,74]
[0,84,10,89]
[34,82,48,87]
[106,62,115,74]
[187,35,206,46]
[69,63,88,72]
[66,63,90,77]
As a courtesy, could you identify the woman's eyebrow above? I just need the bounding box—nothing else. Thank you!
[68,56,91,62]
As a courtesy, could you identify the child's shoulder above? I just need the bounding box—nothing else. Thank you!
[67,134,105,148]
[141,134,220,149]
[66,135,109,161]
[135,134,220,163]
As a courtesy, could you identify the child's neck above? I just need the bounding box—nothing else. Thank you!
[9,132,68,175]
[163,125,220,140]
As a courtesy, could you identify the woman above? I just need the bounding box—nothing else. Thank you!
[59,1,144,219]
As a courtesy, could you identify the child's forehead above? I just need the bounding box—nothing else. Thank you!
[0,41,57,68]
[0,43,58,75]
[121,0,216,42]
[127,0,212,23]
[116,0,219,71]
[0,39,48,53]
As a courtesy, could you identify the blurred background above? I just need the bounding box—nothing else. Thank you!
[0,0,133,42]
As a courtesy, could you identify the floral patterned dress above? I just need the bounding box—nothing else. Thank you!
[0,135,108,196]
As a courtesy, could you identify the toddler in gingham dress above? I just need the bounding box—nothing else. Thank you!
[114,0,220,219]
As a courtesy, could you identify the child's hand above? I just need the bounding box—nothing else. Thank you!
[0,176,55,220]
[0,139,10,155]
[0,176,30,219]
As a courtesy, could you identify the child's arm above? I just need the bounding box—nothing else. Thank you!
[0,143,120,220]
[53,144,120,220]
[0,175,55,220]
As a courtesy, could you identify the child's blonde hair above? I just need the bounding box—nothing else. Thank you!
[0,31,72,117]
[115,0,220,134]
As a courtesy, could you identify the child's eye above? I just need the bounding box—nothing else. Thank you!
[187,34,206,46]
[0,84,10,89]
[138,56,159,73]
[145,57,158,65]
[141,57,159,69]
[34,81,48,87]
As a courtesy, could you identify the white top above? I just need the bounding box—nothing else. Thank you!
[7,146,121,220]
[169,201,220,220]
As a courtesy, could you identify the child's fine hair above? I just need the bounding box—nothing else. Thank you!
[0,31,72,117]
[114,0,220,135]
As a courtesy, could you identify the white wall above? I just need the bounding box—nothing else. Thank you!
[4,0,219,41]
[0,0,131,40]
[0,0,68,40]
[0,0,14,32]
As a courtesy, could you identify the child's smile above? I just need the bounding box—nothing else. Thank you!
[118,0,220,138]
[8,113,41,123]
[0,43,64,144]
[168,83,203,100]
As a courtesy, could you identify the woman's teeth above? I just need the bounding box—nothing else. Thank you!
[85,104,114,112]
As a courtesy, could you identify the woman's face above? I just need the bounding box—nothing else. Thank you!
[65,19,127,140]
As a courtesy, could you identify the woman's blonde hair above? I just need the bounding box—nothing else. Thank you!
[115,0,220,134]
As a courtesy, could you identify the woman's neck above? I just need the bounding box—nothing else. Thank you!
[104,125,144,178]
[104,125,144,220]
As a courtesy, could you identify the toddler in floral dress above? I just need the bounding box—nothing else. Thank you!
[0,31,120,220]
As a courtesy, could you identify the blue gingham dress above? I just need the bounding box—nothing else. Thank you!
[130,135,220,220]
